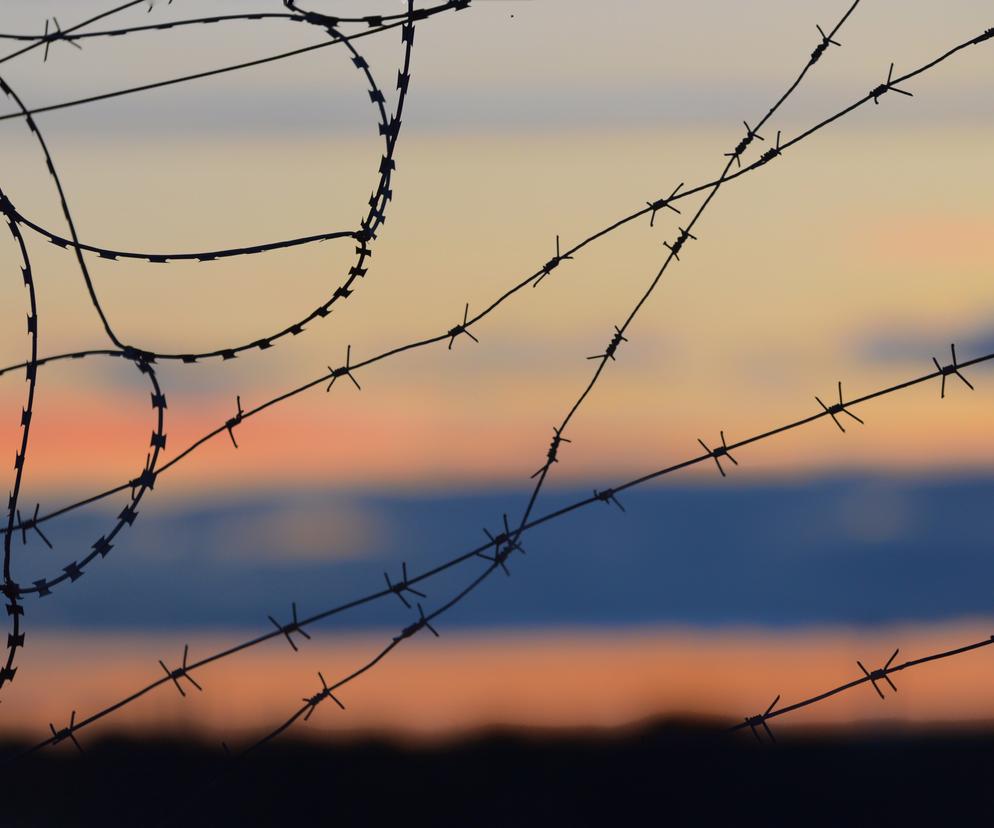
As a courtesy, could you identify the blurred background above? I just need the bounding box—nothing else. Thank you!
[0,0,992,757]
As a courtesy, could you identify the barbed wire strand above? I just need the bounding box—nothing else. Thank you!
[0,17,988,714]
[5,14,991,546]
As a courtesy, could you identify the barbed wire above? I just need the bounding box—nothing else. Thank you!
[0,6,426,363]
[734,635,994,743]
[12,346,990,759]
[0,0,990,788]
[0,194,38,695]
[5,9,991,551]
[0,0,443,700]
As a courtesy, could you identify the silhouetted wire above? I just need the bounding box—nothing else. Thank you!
[0,0,991,773]
[13,348,991,759]
[733,635,994,742]
[0,204,39,694]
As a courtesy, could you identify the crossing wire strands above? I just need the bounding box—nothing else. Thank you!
[0,0,991,787]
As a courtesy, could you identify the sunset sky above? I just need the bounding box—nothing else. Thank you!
[0,0,991,749]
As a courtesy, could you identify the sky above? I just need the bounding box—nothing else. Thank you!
[0,0,991,747]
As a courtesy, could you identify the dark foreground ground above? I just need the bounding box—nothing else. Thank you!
[3,722,994,826]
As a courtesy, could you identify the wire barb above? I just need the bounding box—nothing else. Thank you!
[744,694,781,743]
[225,395,244,448]
[972,27,994,45]
[41,17,82,63]
[593,488,625,513]
[327,344,361,391]
[16,503,52,548]
[302,671,345,721]
[663,226,697,260]
[383,561,425,608]
[130,453,157,497]
[857,648,900,699]
[815,381,865,433]
[268,602,311,652]
[725,124,764,168]
[754,130,783,166]
[532,426,571,478]
[810,23,841,64]
[158,644,203,697]
[481,513,526,575]
[48,710,83,753]
[394,602,439,642]
[932,343,974,399]
[447,302,479,349]
[647,182,683,226]
[871,62,913,104]
[588,326,628,362]
[697,431,738,477]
